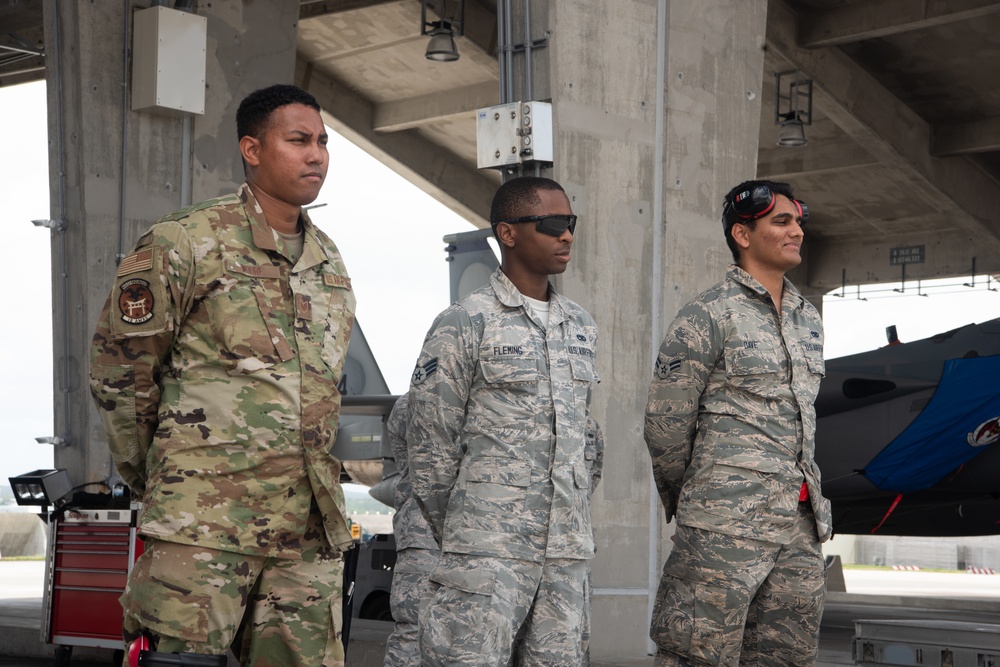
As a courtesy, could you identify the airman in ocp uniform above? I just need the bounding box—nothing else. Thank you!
[90,84,354,667]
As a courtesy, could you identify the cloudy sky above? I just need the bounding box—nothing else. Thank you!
[3,79,1000,486]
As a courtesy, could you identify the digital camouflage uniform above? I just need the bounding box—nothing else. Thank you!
[383,394,605,667]
[407,268,599,667]
[383,393,439,667]
[644,266,831,667]
[89,183,355,666]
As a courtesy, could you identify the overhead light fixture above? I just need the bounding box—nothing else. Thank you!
[774,70,812,148]
[421,0,464,62]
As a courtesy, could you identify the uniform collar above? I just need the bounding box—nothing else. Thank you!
[239,182,328,270]
[727,265,804,312]
[489,268,569,325]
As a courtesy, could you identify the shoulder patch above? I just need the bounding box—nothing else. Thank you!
[118,278,155,324]
[412,357,438,385]
[117,249,153,277]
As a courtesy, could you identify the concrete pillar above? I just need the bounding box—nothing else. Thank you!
[42,0,301,491]
[505,0,767,659]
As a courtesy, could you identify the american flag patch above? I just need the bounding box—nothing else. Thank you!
[117,248,153,277]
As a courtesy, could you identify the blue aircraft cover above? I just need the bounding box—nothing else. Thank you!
[863,354,1000,493]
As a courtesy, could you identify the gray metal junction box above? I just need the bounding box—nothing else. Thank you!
[854,619,1000,667]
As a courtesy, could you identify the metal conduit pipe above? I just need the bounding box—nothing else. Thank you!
[117,0,130,264]
[503,0,513,106]
[497,0,507,104]
[647,0,669,655]
[522,0,540,177]
[52,0,71,448]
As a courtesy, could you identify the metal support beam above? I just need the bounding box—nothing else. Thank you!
[296,57,497,226]
[767,0,1000,246]
[798,0,1000,48]
[373,80,497,132]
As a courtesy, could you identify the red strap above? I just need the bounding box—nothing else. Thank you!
[871,493,904,534]
[799,482,809,502]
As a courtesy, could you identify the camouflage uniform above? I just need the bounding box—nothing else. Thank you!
[383,393,440,667]
[384,392,605,667]
[644,266,831,667]
[407,268,599,667]
[89,183,354,666]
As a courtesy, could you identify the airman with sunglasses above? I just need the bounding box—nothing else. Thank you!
[644,179,831,666]
[406,176,600,666]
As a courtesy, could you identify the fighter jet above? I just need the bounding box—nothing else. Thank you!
[815,318,1000,536]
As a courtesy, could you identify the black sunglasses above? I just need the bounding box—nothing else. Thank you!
[496,214,577,237]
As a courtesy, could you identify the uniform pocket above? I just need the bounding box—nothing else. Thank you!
[320,284,355,375]
[724,346,786,398]
[89,363,146,493]
[207,265,290,375]
[122,556,211,644]
[423,560,505,663]
[451,457,531,537]
[480,355,540,386]
[695,458,782,520]
[652,574,745,665]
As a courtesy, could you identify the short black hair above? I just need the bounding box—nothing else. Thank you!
[236,84,321,142]
[489,176,566,235]
[722,179,795,263]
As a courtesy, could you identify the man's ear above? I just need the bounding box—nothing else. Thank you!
[730,223,751,250]
[495,222,517,249]
[240,135,261,169]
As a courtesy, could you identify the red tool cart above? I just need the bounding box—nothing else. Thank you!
[42,503,143,666]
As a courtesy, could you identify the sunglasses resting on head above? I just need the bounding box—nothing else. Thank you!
[726,185,809,229]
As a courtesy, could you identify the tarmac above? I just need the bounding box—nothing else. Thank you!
[1,559,1000,666]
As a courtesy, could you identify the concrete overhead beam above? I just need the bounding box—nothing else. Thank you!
[300,0,497,57]
[797,0,1000,48]
[767,0,1000,244]
[758,141,879,179]
[298,0,400,20]
[296,57,496,226]
[373,80,498,132]
[932,116,1000,156]
[806,228,1000,289]
[0,0,43,34]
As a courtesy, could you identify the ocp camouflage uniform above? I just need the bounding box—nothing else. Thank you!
[644,266,831,667]
[89,183,354,667]
[407,268,599,667]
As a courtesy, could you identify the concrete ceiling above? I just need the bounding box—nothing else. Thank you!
[5,0,999,289]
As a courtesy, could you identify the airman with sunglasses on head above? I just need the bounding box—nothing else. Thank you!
[405,176,600,666]
[644,180,831,666]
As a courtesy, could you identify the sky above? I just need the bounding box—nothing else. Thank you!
[3,79,1000,486]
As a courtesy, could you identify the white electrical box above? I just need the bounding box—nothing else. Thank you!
[476,101,553,169]
[131,6,207,116]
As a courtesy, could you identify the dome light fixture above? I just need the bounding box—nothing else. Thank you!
[421,0,464,63]
[775,70,812,148]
